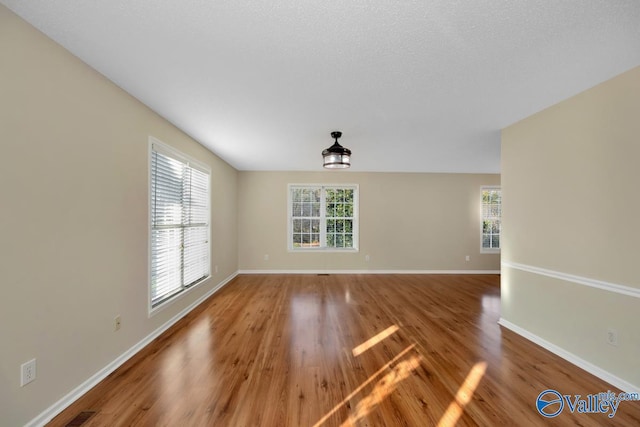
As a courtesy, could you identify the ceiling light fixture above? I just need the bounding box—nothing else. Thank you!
[322,131,351,169]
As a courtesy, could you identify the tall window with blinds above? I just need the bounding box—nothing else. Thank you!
[481,186,501,253]
[150,140,210,309]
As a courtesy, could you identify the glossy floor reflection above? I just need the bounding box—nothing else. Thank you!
[48,274,640,426]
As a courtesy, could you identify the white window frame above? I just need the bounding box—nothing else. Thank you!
[148,137,211,315]
[480,185,501,254]
[287,184,359,252]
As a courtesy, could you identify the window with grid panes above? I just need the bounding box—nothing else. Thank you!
[481,186,501,253]
[288,185,358,250]
[150,139,210,309]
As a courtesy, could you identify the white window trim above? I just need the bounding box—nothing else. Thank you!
[480,185,501,254]
[148,136,211,316]
[287,183,359,252]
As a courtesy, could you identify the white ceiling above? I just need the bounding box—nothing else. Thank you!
[3,1,640,173]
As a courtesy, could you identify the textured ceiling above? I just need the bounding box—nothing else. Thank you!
[3,1,640,173]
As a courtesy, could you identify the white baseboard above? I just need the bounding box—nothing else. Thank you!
[238,269,500,275]
[26,271,238,427]
[498,317,639,394]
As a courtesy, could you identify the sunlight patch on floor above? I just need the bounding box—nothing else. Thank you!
[352,325,400,357]
[437,361,487,427]
[340,355,422,426]
[312,344,415,427]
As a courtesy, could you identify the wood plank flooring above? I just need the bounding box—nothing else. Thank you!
[47,274,640,426]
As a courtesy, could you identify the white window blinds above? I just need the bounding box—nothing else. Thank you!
[150,142,210,308]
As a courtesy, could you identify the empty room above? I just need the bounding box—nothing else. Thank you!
[1,1,639,426]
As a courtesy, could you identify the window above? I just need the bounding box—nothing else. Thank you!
[288,185,358,251]
[481,186,501,253]
[150,139,210,309]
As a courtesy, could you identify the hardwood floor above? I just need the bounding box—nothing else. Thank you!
[48,274,640,426]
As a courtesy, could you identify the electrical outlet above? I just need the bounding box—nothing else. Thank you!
[465,255,471,262]
[365,254,370,262]
[606,328,618,346]
[114,315,121,331]
[21,359,36,386]
[214,265,219,273]
[263,254,269,261]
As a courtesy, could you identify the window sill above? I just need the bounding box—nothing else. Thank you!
[289,247,359,253]
[480,249,501,255]
[148,275,211,317]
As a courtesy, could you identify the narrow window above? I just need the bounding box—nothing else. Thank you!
[150,139,210,309]
[289,185,358,251]
[481,186,501,253]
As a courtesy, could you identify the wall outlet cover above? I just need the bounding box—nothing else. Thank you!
[21,359,36,386]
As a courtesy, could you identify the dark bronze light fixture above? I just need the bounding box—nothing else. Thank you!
[322,131,351,169]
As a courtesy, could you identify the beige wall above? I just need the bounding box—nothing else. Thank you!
[238,171,500,271]
[501,66,640,389]
[0,6,238,426]
[0,4,501,425]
